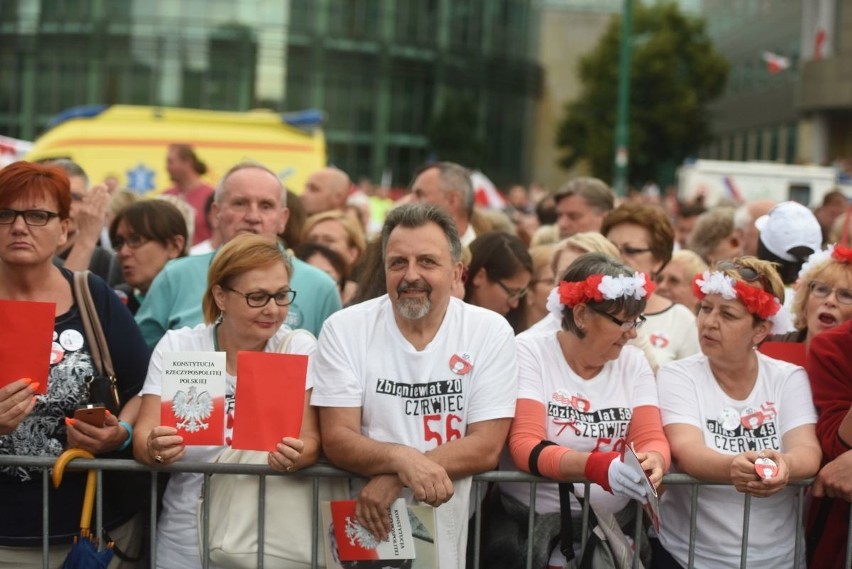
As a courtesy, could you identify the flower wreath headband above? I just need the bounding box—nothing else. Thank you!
[797,244,852,279]
[546,272,655,320]
[691,271,790,334]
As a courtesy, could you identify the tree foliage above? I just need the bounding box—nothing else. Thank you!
[556,2,728,186]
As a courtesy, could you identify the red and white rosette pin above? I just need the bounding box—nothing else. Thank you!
[754,457,778,479]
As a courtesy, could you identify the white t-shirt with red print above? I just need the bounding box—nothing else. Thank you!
[657,352,816,569]
[643,302,700,366]
[310,295,518,569]
[500,329,659,517]
[140,324,316,569]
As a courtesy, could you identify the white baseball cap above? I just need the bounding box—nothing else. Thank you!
[754,201,822,262]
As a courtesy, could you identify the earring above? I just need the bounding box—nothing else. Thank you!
[215,313,224,325]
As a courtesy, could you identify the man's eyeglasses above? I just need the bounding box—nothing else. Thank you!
[809,280,852,305]
[495,279,528,302]
[716,261,771,291]
[0,209,60,226]
[223,286,297,308]
[590,306,646,331]
[112,234,150,250]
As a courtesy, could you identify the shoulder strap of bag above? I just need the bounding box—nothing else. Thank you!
[276,328,315,354]
[558,482,577,562]
[529,440,578,563]
[72,270,114,377]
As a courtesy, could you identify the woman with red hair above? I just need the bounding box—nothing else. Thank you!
[0,162,149,567]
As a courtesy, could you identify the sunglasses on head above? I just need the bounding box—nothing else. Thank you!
[715,261,770,291]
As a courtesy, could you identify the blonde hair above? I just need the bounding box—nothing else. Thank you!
[551,232,620,279]
[301,210,366,258]
[107,189,139,219]
[529,224,560,247]
[202,234,292,324]
[670,249,709,278]
[791,257,852,330]
[529,244,556,281]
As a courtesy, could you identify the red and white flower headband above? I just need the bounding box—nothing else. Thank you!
[691,271,790,333]
[798,244,852,279]
[546,272,655,320]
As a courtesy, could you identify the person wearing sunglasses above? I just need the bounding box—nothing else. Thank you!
[654,256,821,569]
[463,231,533,333]
[109,199,188,314]
[602,202,700,367]
[0,162,150,567]
[134,234,320,569]
[488,253,668,568]
[769,245,852,348]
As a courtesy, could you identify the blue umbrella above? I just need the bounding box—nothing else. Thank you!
[53,449,115,569]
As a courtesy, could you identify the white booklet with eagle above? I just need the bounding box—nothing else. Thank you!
[161,351,227,445]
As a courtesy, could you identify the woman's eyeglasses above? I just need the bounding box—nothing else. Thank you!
[223,286,297,307]
[495,279,528,302]
[615,244,652,258]
[0,209,59,226]
[590,306,646,331]
[112,234,150,250]
[809,280,852,305]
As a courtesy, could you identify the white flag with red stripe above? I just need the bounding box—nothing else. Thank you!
[762,51,790,74]
[470,170,506,210]
[0,135,33,168]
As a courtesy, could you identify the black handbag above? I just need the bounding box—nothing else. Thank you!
[72,271,121,415]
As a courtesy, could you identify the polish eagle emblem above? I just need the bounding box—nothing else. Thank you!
[172,386,214,432]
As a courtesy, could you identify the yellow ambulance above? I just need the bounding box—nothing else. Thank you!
[24,104,326,195]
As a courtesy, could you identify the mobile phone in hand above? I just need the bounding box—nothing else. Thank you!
[74,404,106,427]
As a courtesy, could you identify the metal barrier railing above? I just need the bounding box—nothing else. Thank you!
[1,455,849,569]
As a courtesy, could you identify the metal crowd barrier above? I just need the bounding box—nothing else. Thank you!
[0,455,849,569]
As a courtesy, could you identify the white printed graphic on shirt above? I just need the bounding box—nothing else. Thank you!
[548,389,631,453]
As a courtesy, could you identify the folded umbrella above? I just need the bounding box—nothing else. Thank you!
[52,448,115,569]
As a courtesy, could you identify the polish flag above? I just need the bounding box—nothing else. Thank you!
[470,170,506,210]
[762,51,791,74]
[0,135,33,168]
[814,29,827,60]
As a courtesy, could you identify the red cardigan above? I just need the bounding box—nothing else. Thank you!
[806,321,852,569]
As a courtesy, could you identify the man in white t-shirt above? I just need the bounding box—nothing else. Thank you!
[311,203,518,569]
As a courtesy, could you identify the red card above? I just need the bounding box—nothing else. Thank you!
[330,499,416,562]
[0,300,54,393]
[332,501,380,561]
[759,341,807,367]
[231,351,308,451]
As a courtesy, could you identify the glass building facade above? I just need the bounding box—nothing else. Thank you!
[0,0,542,187]
[697,0,802,163]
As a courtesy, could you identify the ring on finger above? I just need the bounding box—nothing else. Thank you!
[154,454,164,464]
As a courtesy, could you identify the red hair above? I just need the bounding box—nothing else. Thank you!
[0,161,71,220]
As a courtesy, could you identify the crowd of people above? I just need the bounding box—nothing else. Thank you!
[0,150,849,569]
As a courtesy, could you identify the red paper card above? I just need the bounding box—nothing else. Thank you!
[231,351,308,451]
[0,300,54,393]
[759,341,807,367]
[330,499,416,561]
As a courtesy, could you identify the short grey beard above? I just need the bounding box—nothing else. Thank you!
[396,297,431,320]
